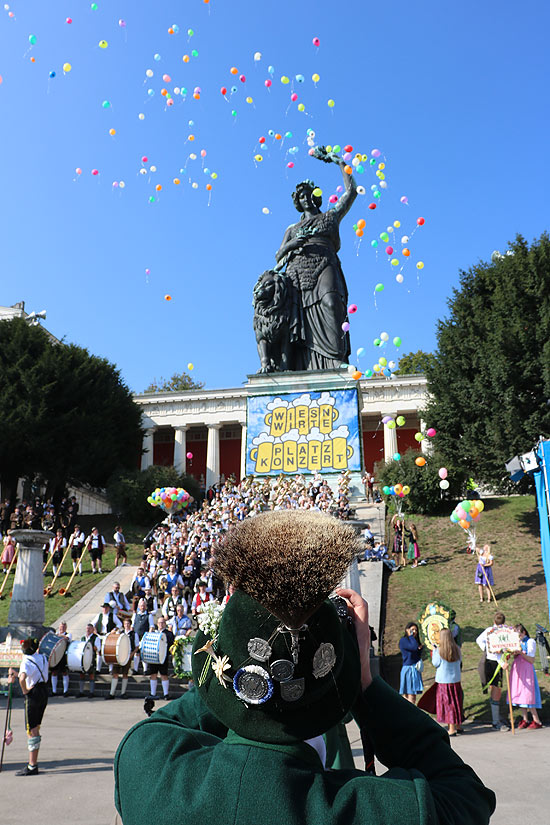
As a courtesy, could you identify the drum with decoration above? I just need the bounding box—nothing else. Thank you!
[102,631,131,666]
[418,602,452,650]
[39,632,68,668]
[140,631,167,665]
[67,640,94,673]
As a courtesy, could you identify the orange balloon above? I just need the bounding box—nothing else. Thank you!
[168,28,174,34]
[183,55,190,63]
[415,457,426,467]
[352,370,362,380]
[230,67,238,75]
[357,218,366,230]
[355,229,363,237]
[206,183,212,191]
[109,128,116,136]
[164,294,172,301]
[193,92,200,100]
[344,165,352,175]
[459,519,470,530]
[394,483,403,494]
[173,178,180,185]
[469,507,479,519]
[403,248,410,257]
[155,184,162,191]
[188,134,195,141]
[275,133,282,140]
[30,57,36,63]
[161,88,168,96]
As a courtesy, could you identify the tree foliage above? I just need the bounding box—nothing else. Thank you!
[143,372,204,393]
[0,318,143,500]
[106,466,201,525]
[424,234,550,488]
[376,449,470,515]
[395,350,436,375]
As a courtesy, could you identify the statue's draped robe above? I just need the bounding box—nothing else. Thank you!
[285,209,350,370]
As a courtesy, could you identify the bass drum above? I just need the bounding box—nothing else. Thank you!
[67,640,93,673]
[102,631,131,666]
[140,631,167,665]
[39,632,68,669]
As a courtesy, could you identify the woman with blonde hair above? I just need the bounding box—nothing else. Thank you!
[432,627,464,736]
[475,544,494,602]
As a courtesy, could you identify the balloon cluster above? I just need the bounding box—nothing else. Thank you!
[450,498,484,532]
[382,414,406,430]
[382,482,410,499]
[438,467,449,490]
[147,487,192,514]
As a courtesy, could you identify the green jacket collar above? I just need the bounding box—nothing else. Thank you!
[224,729,323,769]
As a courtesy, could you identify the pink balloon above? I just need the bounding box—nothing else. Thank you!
[456,507,467,520]
[112,181,119,187]
[312,37,320,47]
[75,167,82,175]
[186,452,193,459]
[91,169,99,176]
[329,194,338,204]
[240,74,246,82]
[163,74,171,83]
[438,467,448,479]
[201,149,207,157]
[385,246,393,255]
[287,162,294,168]
[119,19,126,28]
[348,304,357,314]
[427,427,437,437]
[66,17,73,24]
[291,93,298,101]
[141,156,148,163]
[264,79,272,88]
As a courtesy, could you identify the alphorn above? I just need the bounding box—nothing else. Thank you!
[44,535,74,597]
[59,536,91,596]
[0,545,18,599]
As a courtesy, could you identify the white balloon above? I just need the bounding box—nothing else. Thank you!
[119,181,125,189]
[347,364,356,375]
[440,479,450,490]
[262,207,270,214]
[139,168,147,175]
[254,51,262,61]
[192,182,198,189]
[356,186,366,195]
[146,69,153,78]
[174,86,180,95]
[379,181,387,188]
[396,274,404,283]
[150,165,157,172]
[380,332,389,341]
[138,113,145,120]
[388,360,396,369]
[401,235,409,244]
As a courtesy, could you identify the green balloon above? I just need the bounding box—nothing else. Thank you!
[374,283,384,292]
[333,144,341,153]
[370,158,376,166]
[380,232,389,242]
[373,338,381,346]
[149,196,156,203]
[191,49,198,57]
[91,2,98,9]
[29,34,37,45]
[188,28,194,36]
[364,369,373,377]
[393,336,402,347]
[463,500,472,512]
[387,420,396,429]
[414,432,423,442]
[396,415,406,426]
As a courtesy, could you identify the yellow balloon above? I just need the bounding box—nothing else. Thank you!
[379,357,387,367]
[254,154,263,162]
[393,220,401,228]
[416,261,425,270]
[476,500,485,512]
[312,187,322,197]
[99,40,108,49]
[391,258,399,266]
[362,154,368,162]
[326,145,332,153]
[63,62,72,72]
[312,73,320,83]
[298,103,305,112]
[281,75,290,84]
[187,363,194,371]
[246,96,253,104]
[378,162,385,170]
[327,99,335,108]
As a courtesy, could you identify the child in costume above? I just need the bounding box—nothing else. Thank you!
[432,628,464,736]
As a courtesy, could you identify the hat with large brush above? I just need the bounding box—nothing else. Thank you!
[192,510,361,744]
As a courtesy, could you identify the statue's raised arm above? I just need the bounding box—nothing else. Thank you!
[310,145,357,221]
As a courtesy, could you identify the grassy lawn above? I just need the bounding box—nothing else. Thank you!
[381,495,550,723]
[0,514,149,629]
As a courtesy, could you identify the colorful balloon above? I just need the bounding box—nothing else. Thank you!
[415,457,426,467]
[438,467,448,479]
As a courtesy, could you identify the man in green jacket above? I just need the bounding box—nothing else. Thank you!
[115,511,495,825]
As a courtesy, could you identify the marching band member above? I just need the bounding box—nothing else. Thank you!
[77,623,102,698]
[106,618,140,700]
[147,616,175,702]
[191,579,212,616]
[169,603,192,639]
[70,523,86,576]
[88,526,106,574]
[48,529,66,578]
[50,621,72,697]
[132,598,154,673]
[105,581,132,616]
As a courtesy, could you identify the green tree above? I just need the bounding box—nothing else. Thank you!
[106,466,201,525]
[395,350,436,375]
[376,449,470,515]
[0,318,143,504]
[143,372,204,393]
[424,233,550,488]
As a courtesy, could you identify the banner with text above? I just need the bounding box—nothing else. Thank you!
[246,388,362,476]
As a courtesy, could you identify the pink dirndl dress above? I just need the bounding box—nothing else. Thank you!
[1,540,15,566]
[510,638,542,708]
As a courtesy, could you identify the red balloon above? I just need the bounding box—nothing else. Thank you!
[264,79,272,88]
[344,145,353,153]
[259,136,266,144]
[240,74,246,82]
[417,216,425,225]
[386,246,393,255]
[220,86,227,95]
[368,203,377,210]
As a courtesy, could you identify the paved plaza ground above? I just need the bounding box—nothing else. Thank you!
[1,691,549,825]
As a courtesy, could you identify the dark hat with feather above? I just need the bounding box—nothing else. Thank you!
[192,510,361,744]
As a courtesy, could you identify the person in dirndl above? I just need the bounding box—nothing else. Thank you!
[399,622,424,703]
[432,628,464,736]
[509,624,543,729]
[7,638,49,775]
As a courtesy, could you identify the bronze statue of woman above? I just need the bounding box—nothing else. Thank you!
[274,146,357,370]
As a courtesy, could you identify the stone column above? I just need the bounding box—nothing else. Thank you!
[141,427,155,470]
[173,425,188,475]
[206,424,221,489]
[240,423,247,481]
[7,529,53,639]
[383,420,398,462]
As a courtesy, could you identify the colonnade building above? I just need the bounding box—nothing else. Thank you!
[134,372,429,490]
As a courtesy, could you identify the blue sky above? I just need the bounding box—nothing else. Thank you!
[1,1,548,393]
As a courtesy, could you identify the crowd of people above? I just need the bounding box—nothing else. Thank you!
[398,610,544,736]
[0,494,81,536]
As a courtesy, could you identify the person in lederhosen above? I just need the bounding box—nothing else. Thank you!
[132,598,154,673]
[70,523,86,576]
[50,621,72,697]
[88,526,106,574]
[48,529,67,578]
[8,638,49,776]
[147,616,175,702]
[93,602,122,672]
[105,618,140,700]
[77,623,102,698]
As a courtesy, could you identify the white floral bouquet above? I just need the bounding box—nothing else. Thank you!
[197,600,225,638]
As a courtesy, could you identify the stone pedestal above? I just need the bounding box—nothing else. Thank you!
[0,529,53,642]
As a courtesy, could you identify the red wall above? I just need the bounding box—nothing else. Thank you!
[153,442,174,466]
[220,438,242,482]
[362,429,384,474]
[185,439,207,483]
[397,428,422,455]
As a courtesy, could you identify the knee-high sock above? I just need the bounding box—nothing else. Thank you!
[51,675,58,694]
[79,679,85,694]
[63,674,69,693]
[110,677,118,696]
[162,678,170,697]
[150,678,157,697]
[52,565,58,576]
[89,679,95,695]
[121,678,128,696]
[133,655,140,671]
[490,700,501,724]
